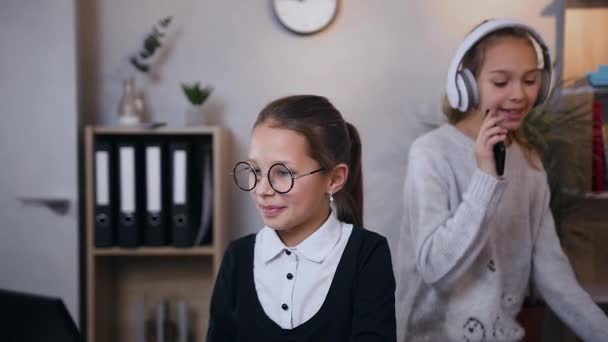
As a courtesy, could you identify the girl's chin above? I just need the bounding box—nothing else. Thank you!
[502,121,523,131]
[262,217,286,230]
[500,115,525,130]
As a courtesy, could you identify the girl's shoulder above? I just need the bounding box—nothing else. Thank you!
[407,124,469,173]
[224,233,256,256]
[350,226,390,251]
[348,227,393,271]
[410,124,470,156]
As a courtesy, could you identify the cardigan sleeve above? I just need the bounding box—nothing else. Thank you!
[404,142,505,288]
[531,181,608,342]
[350,235,397,342]
[206,241,237,342]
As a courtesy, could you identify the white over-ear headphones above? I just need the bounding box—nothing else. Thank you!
[445,18,553,112]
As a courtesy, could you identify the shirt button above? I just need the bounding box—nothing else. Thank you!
[285,250,291,255]
[286,273,293,280]
[281,303,289,311]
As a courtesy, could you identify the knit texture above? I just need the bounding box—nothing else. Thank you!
[395,124,608,342]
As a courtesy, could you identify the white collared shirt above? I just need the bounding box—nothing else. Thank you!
[253,212,353,329]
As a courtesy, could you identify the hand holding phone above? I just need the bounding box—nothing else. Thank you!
[475,109,507,177]
[486,109,506,176]
[493,141,506,176]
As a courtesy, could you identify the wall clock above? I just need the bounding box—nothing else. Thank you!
[272,0,339,35]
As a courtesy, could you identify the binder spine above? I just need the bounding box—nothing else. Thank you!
[117,142,143,248]
[143,143,168,246]
[169,142,203,247]
[94,140,116,247]
[194,143,213,246]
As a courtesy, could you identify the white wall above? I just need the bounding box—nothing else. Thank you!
[0,0,79,323]
[80,0,564,255]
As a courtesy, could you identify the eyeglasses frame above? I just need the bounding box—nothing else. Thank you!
[231,161,325,194]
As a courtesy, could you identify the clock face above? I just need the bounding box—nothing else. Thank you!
[272,0,339,35]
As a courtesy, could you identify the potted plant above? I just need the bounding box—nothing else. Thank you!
[517,77,595,340]
[130,16,173,74]
[118,16,173,126]
[523,78,593,233]
[182,82,213,126]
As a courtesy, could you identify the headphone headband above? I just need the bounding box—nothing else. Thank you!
[445,19,553,111]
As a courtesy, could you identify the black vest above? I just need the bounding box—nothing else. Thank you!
[235,228,360,341]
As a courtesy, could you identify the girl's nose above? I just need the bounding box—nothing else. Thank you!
[255,173,275,195]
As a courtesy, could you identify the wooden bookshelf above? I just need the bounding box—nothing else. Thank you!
[561,195,608,286]
[84,125,229,342]
[564,7,608,80]
[93,246,216,257]
[584,192,608,200]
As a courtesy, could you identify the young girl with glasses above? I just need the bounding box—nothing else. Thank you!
[207,95,396,341]
[395,19,608,342]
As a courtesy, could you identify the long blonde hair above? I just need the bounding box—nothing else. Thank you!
[443,27,542,170]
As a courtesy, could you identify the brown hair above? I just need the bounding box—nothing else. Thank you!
[442,26,542,169]
[254,95,364,227]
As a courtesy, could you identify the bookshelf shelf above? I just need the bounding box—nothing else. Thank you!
[93,126,220,135]
[84,125,229,342]
[584,192,608,200]
[561,189,608,200]
[93,246,216,257]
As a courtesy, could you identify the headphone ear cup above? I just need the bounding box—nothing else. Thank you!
[459,68,479,111]
[535,71,551,106]
[455,73,469,112]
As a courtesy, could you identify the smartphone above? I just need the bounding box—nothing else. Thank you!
[486,109,506,176]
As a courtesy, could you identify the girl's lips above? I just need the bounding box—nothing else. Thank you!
[260,205,285,217]
[499,108,524,121]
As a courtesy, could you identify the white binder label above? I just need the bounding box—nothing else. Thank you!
[95,151,109,205]
[120,146,136,212]
[146,146,162,212]
[173,150,187,205]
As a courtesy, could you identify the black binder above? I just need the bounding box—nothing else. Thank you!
[193,143,214,246]
[94,140,116,247]
[169,142,203,247]
[116,141,143,247]
[142,142,169,246]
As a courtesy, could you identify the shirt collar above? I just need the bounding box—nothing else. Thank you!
[258,210,343,264]
[258,225,288,263]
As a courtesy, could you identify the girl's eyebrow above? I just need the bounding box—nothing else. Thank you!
[246,158,293,166]
[489,68,541,75]
[524,68,542,76]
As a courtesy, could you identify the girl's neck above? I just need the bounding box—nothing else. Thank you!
[277,207,331,247]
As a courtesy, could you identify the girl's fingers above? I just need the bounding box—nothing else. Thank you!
[487,134,507,146]
[485,126,508,138]
[482,113,505,130]
[479,126,507,144]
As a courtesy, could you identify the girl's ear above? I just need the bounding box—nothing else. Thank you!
[327,163,349,194]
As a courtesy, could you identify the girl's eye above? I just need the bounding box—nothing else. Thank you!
[276,171,291,178]
[492,81,507,88]
[524,79,538,85]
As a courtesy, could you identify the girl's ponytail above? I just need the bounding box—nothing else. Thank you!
[334,122,363,227]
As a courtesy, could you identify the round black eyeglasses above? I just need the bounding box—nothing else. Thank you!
[231,161,324,194]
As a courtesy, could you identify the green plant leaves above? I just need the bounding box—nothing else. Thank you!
[523,78,594,239]
[129,16,173,73]
[181,82,213,106]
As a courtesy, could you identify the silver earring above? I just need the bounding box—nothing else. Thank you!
[329,191,336,212]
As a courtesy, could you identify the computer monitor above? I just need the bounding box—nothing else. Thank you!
[0,288,82,342]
